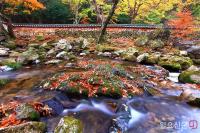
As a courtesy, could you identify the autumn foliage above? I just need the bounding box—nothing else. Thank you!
[3,0,45,14]
[0,101,52,128]
[168,9,195,40]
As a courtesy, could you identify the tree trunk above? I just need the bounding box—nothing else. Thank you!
[0,13,15,38]
[97,0,120,44]
[91,0,103,24]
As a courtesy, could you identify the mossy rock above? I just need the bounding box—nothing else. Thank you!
[0,122,46,133]
[96,44,117,52]
[158,56,193,71]
[149,39,164,50]
[121,54,137,62]
[145,53,160,64]
[135,36,148,46]
[16,103,40,121]
[54,116,83,133]
[179,70,200,84]
[158,61,181,71]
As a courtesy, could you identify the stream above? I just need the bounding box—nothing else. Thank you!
[0,56,200,133]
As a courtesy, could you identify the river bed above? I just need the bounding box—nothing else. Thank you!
[0,56,200,133]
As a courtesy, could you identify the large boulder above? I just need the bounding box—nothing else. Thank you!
[16,103,40,121]
[54,116,83,133]
[0,122,46,133]
[158,55,193,71]
[178,70,200,84]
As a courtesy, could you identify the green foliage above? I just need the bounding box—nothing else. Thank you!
[42,0,73,23]
[116,14,131,24]
[0,79,9,87]
[4,62,22,70]
[191,3,200,20]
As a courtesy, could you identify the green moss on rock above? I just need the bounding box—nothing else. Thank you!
[0,122,46,133]
[54,116,83,133]
[16,103,40,121]
[158,61,181,71]
[158,56,193,71]
[179,70,200,84]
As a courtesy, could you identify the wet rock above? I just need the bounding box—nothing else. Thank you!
[0,65,13,72]
[178,70,200,84]
[54,116,83,133]
[187,98,200,107]
[179,89,194,101]
[0,48,9,56]
[149,39,164,49]
[43,98,64,115]
[18,47,39,64]
[45,59,62,64]
[0,122,46,133]
[16,103,40,121]
[158,55,193,71]
[137,53,149,63]
[135,36,148,46]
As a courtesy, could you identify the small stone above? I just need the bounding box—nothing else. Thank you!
[45,59,62,64]
[0,48,9,56]
[56,51,67,58]
[180,51,187,56]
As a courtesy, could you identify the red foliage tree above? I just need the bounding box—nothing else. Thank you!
[168,9,195,41]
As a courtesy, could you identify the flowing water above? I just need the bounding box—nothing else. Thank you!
[0,56,200,133]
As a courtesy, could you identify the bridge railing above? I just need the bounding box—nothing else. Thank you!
[1,22,198,29]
